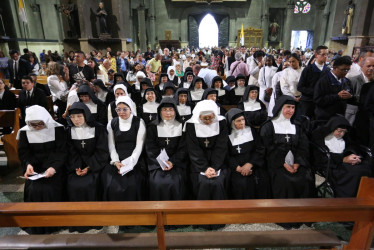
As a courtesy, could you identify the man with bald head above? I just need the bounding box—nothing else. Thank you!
[353,57,374,147]
[99,59,112,84]
[346,49,373,78]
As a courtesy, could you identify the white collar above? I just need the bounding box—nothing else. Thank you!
[331,71,342,82]
[183,82,191,88]
[177,104,192,116]
[271,112,296,135]
[362,72,370,83]
[235,86,246,95]
[324,133,345,154]
[216,88,226,96]
[190,89,204,101]
[229,126,253,146]
[157,119,182,137]
[315,61,324,70]
[84,100,97,113]
[71,123,95,140]
[143,101,159,113]
[244,98,261,111]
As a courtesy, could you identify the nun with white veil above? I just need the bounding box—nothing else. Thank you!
[18,105,66,234]
[184,100,228,200]
[102,96,145,202]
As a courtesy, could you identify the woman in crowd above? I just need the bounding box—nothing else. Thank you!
[18,105,66,234]
[47,61,69,123]
[66,102,109,232]
[185,100,228,200]
[77,84,107,125]
[138,87,161,125]
[258,55,278,108]
[167,66,180,87]
[93,79,114,106]
[29,54,40,75]
[174,88,194,124]
[238,85,268,128]
[212,76,228,105]
[260,96,315,200]
[228,74,247,105]
[102,96,145,202]
[146,98,187,201]
[280,53,303,102]
[107,83,128,121]
[312,115,373,197]
[189,77,207,104]
[202,88,226,115]
[225,108,270,199]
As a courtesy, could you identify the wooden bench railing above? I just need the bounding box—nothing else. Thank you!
[0,108,21,169]
[0,177,373,249]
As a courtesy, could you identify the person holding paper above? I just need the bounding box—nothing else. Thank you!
[103,96,146,202]
[145,97,187,201]
[137,87,161,125]
[66,102,110,233]
[225,108,270,199]
[260,96,315,200]
[18,105,66,234]
[185,100,228,201]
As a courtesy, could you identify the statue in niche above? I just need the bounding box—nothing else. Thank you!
[342,0,354,35]
[269,20,280,42]
[96,1,108,34]
[59,2,79,38]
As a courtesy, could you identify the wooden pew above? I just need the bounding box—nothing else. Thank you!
[0,108,21,169]
[0,177,373,249]
[9,89,20,96]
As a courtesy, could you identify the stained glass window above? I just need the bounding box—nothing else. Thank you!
[294,0,311,14]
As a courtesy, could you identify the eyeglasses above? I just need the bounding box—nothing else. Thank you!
[29,121,45,128]
[115,108,130,113]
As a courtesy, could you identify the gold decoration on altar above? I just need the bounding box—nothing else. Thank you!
[237,27,263,48]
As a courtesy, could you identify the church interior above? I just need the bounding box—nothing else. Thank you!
[0,0,374,249]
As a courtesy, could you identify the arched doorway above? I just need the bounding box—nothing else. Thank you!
[198,14,218,48]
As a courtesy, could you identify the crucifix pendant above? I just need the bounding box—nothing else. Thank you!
[236,145,242,153]
[182,116,185,121]
[285,134,290,143]
[81,140,86,148]
[165,137,170,145]
[204,138,210,148]
[149,114,153,120]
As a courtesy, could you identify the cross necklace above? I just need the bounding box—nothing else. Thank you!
[81,140,86,148]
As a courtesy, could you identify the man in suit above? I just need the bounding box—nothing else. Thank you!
[8,50,31,89]
[353,57,374,147]
[0,79,17,134]
[18,75,48,126]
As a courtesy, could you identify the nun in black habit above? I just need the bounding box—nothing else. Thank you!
[178,71,194,89]
[132,78,153,108]
[77,84,108,126]
[18,105,66,234]
[112,72,134,97]
[93,79,115,106]
[225,108,270,199]
[162,81,176,99]
[154,73,169,96]
[312,115,372,197]
[238,85,268,128]
[137,87,161,125]
[260,96,315,199]
[66,102,110,232]
[174,88,194,124]
[212,76,228,105]
[107,84,129,121]
[145,98,187,200]
[202,88,226,116]
[185,100,228,200]
[102,96,145,202]
[189,76,208,104]
[228,74,247,105]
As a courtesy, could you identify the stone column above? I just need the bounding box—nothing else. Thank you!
[319,0,331,45]
[137,5,147,52]
[35,0,61,40]
[261,0,269,48]
[149,0,156,49]
[282,0,295,50]
[180,18,188,48]
[229,18,236,47]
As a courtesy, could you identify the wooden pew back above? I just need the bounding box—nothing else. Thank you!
[0,108,21,168]
[0,177,374,249]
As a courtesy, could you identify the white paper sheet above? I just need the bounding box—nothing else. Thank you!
[285,150,294,166]
[156,149,169,171]
[28,172,46,181]
[120,156,134,176]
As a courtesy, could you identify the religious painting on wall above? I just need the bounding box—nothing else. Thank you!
[268,8,284,43]
[165,30,171,40]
